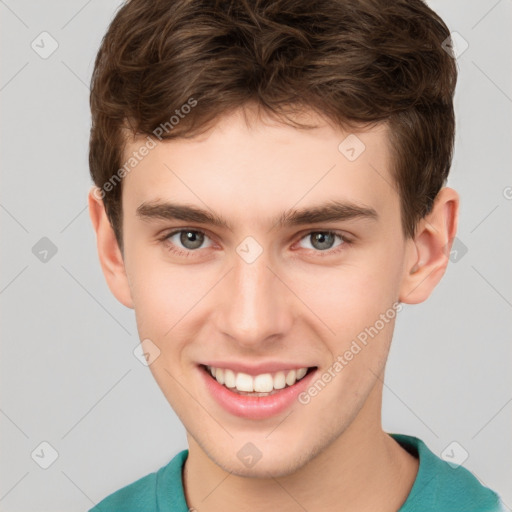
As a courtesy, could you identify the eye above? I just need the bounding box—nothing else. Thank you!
[160,228,350,258]
[163,229,213,255]
[297,230,347,253]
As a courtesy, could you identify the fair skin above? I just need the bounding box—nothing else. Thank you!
[89,106,459,512]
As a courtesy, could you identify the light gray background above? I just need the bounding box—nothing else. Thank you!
[1,1,511,510]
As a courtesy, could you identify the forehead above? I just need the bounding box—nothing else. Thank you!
[121,108,398,229]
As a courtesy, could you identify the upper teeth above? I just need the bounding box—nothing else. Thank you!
[207,366,309,392]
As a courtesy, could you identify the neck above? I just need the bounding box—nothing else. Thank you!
[182,382,419,512]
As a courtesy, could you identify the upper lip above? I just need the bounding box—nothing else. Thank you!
[199,361,317,376]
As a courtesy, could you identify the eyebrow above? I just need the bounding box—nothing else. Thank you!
[136,199,378,231]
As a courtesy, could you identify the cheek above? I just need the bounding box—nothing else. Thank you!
[285,244,404,381]
[127,252,217,344]
[289,248,403,331]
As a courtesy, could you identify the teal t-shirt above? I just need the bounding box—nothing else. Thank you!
[89,433,506,512]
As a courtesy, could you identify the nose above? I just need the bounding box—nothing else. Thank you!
[215,248,294,348]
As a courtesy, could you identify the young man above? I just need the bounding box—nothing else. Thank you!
[87,0,505,510]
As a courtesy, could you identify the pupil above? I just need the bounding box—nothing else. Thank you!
[313,232,334,250]
[181,230,203,249]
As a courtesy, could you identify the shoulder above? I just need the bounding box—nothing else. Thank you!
[390,434,506,512]
[88,470,159,512]
[88,449,189,512]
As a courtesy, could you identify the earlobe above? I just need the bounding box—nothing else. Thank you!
[88,187,134,309]
[399,187,459,304]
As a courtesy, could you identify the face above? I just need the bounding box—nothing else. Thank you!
[110,108,417,477]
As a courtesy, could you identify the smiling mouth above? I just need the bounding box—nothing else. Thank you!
[199,364,318,397]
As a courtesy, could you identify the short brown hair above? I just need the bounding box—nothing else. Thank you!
[89,0,457,249]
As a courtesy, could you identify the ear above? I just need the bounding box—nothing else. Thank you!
[88,186,134,309]
[399,187,459,304]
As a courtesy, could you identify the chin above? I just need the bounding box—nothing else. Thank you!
[207,440,316,479]
[223,456,304,479]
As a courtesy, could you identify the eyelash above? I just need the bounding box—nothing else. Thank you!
[158,228,352,258]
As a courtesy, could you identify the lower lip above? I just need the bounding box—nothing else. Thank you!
[199,365,317,420]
